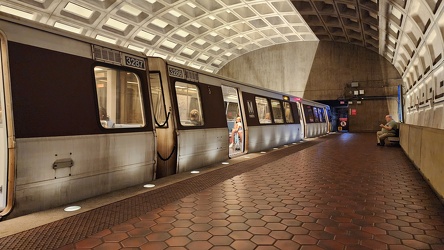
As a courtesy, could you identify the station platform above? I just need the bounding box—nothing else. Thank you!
[1,133,444,250]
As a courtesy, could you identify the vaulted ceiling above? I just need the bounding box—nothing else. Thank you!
[0,0,443,97]
[290,0,379,53]
[0,0,318,73]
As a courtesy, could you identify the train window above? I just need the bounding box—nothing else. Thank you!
[270,100,284,124]
[318,108,325,122]
[149,73,167,127]
[312,107,320,122]
[303,105,315,123]
[283,102,294,123]
[94,66,145,129]
[175,82,204,126]
[255,97,272,124]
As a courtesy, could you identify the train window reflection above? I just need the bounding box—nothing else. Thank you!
[318,108,325,122]
[175,82,204,126]
[255,97,272,124]
[312,107,320,123]
[303,105,315,123]
[283,102,294,123]
[271,100,284,124]
[149,73,167,127]
[94,66,145,129]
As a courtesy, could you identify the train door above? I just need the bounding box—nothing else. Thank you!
[296,102,306,138]
[221,85,244,157]
[0,35,8,210]
[149,71,177,178]
[325,106,332,132]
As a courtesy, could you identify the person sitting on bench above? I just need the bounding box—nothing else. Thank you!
[377,115,398,146]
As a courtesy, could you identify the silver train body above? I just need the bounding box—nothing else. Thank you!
[0,18,329,219]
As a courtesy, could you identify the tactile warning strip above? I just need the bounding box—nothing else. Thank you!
[0,137,330,250]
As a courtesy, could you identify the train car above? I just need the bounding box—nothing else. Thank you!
[148,58,306,177]
[299,99,330,138]
[0,19,157,218]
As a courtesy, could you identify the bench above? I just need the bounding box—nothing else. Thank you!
[386,128,400,145]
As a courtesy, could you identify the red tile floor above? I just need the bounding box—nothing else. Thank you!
[2,133,444,250]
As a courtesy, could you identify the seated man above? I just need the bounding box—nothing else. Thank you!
[377,115,398,146]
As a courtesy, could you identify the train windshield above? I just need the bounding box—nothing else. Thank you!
[94,66,145,129]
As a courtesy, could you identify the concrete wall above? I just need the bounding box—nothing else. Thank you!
[400,123,444,202]
[218,41,403,132]
[217,41,319,97]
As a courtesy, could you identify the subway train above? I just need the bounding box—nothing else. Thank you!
[0,18,330,218]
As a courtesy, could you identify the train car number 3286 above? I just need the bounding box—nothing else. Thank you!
[123,54,146,70]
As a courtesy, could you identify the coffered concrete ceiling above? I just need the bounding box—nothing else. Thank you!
[290,0,379,53]
[0,0,318,73]
[0,0,443,89]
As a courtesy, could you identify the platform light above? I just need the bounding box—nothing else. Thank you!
[222,162,229,165]
[292,142,297,145]
[95,34,117,44]
[172,58,186,64]
[128,44,144,52]
[64,2,93,19]
[54,22,82,34]
[260,151,266,154]
[187,2,197,8]
[175,29,189,38]
[194,39,206,46]
[151,19,169,29]
[105,18,128,32]
[211,46,221,52]
[137,30,156,42]
[273,147,278,150]
[191,22,202,28]
[143,184,155,188]
[244,156,250,159]
[169,10,182,18]
[182,48,195,56]
[64,206,81,212]
[190,63,202,69]
[152,52,167,59]
[0,5,34,20]
[162,40,177,50]
[191,170,200,174]
[199,54,210,61]
[120,5,142,16]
